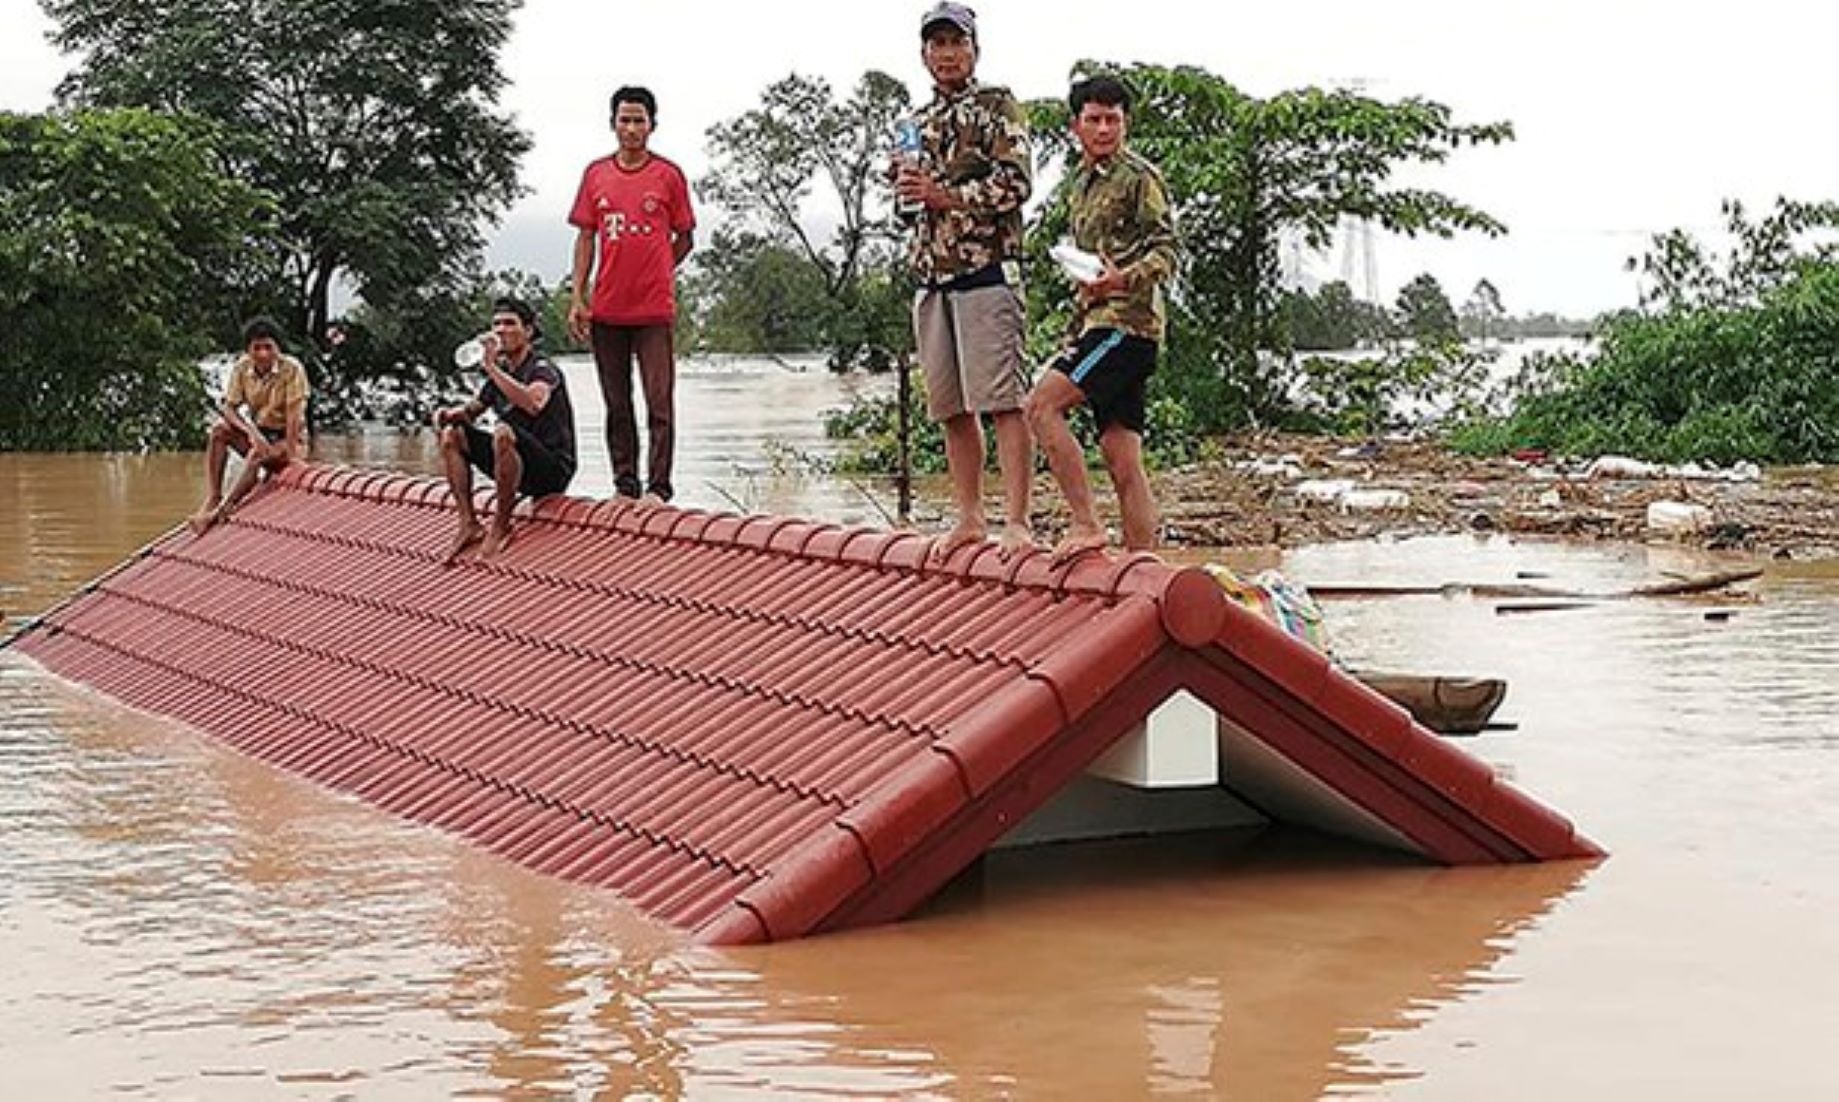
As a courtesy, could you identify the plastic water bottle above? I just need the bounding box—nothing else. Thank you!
[894,119,923,215]
[453,334,491,369]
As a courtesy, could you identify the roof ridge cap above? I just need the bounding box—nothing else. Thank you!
[271,472,1225,642]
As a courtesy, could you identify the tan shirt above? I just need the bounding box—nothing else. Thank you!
[225,354,310,432]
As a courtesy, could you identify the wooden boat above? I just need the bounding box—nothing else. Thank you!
[1354,673,1508,736]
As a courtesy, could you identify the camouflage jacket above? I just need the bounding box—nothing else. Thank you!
[1068,148,1179,342]
[905,79,1033,286]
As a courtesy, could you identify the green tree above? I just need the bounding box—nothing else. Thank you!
[1462,277,1505,343]
[700,71,914,369]
[1029,64,1510,429]
[1281,280,1388,350]
[1455,198,1839,464]
[43,0,531,387]
[324,267,584,427]
[1395,272,1461,344]
[1627,197,1839,311]
[683,228,832,354]
[1299,343,1491,437]
[0,108,273,449]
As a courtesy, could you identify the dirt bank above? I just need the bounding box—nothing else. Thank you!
[993,434,1839,560]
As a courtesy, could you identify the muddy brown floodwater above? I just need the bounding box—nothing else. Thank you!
[3,359,1836,1097]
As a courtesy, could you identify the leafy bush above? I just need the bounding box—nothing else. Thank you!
[1453,262,1839,464]
[1292,341,1492,436]
[824,370,1203,474]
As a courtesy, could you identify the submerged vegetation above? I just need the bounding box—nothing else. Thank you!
[1452,200,1839,465]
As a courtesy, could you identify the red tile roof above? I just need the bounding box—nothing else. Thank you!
[10,465,1600,943]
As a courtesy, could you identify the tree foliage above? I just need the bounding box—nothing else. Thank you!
[323,267,583,427]
[681,228,832,354]
[1281,280,1389,351]
[699,71,914,369]
[1455,199,1839,464]
[1627,197,1839,311]
[0,108,272,449]
[1297,343,1491,438]
[1461,277,1505,342]
[43,0,532,405]
[1027,63,1511,430]
[1394,272,1461,344]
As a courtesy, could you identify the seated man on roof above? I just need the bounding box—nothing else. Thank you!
[189,316,310,535]
[434,296,579,562]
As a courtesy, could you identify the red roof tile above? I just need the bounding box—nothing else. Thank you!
[9,464,1600,943]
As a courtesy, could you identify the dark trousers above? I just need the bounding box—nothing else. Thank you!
[590,322,676,500]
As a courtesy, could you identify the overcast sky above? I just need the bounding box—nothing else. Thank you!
[5,0,1835,315]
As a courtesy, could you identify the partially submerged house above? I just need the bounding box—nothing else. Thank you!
[8,466,1599,944]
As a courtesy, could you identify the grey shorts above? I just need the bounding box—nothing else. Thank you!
[913,282,1028,420]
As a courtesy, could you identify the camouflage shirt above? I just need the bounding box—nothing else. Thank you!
[905,79,1033,286]
[1068,148,1179,342]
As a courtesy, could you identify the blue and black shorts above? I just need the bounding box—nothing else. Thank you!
[1049,328,1159,434]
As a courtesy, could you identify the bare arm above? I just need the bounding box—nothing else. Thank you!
[568,228,596,342]
[283,400,307,461]
[220,398,267,453]
[483,360,552,416]
[435,397,487,427]
[673,227,695,267]
[570,228,596,303]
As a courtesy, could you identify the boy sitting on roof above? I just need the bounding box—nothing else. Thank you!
[434,297,579,562]
[189,317,310,535]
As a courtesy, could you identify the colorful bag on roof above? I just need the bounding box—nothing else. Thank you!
[1201,563,1332,656]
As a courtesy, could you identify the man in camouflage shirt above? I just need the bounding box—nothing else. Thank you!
[897,2,1035,561]
[1025,74,1179,563]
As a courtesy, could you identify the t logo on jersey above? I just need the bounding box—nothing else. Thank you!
[601,210,626,243]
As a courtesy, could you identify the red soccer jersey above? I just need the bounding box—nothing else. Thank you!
[568,154,695,325]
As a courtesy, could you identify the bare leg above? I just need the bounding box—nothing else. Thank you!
[440,426,484,563]
[211,449,282,526]
[190,421,241,534]
[931,413,989,563]
[1100,426,1158,553]
[990,409,1035,558]
[480,425,522,558]
[1025,374,1107,565]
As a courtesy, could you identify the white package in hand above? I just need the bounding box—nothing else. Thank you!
[1049,241,1104,284]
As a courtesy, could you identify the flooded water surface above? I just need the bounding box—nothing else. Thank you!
[2,359,1836,1097]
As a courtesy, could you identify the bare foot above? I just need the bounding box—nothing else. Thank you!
[997,526,1037,561]
[187,508,220,537]
[480,524,514,559]
[443,520,484,565]
[636,493,665,511]
[928,523,988,566]
[1049,527,1108,567]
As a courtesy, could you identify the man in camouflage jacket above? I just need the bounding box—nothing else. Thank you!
[1024,74,1179,563]
[897,2,1035,561]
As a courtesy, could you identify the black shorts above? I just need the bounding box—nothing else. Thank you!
[1049,328,1158,434]
[258,425,287,445]
[463,423,576,497]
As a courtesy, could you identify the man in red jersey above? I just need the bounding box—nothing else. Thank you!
[567,85,696,505]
